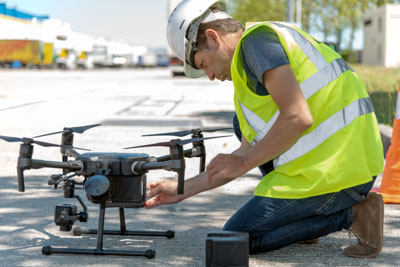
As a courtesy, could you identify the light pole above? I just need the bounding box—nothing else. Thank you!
[287,0,302,28]
[286,0,295,23]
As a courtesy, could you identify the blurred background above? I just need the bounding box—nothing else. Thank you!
[0,0,399,124]
[0,3,399,265]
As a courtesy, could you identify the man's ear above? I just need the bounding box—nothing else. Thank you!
[205,29,220,48]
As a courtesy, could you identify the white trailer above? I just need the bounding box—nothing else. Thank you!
[363,4,400,67]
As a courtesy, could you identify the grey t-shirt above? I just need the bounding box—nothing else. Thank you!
[239,27,289,96]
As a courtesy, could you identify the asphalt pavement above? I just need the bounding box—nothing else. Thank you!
[0,68,399,266]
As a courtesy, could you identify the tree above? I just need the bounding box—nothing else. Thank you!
[313,0,341,43]
[343,0,371,60]
[230,0,400,58]
[300,0,316,32]
[230,0,287,26]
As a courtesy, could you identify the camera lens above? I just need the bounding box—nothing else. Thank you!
[84,175,110,203]
[54,204,77,232]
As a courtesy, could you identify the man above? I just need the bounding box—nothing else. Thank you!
[145,0,385,257]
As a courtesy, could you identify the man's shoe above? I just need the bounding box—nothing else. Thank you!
[343,192,384,258]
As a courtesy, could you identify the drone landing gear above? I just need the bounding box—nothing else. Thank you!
[42,205,174,258]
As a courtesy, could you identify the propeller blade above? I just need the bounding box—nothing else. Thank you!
[142,130,192,137]
[0,135,23,142]
[32,130,64,138]
[0,135,90,150]
[33,140,90,151]
[142,127,233,137]
[69,123,101,134]
[177,135,232,145]
[33,123,101,138]
[202,127,233,133]
[124,141,172,149]
[124,135,232,149]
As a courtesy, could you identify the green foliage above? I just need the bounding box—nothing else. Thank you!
[375,0,400,6]
[352,64,400,125]
[230,0,400,51]
[352,64,400,93]
[369,91,397,125]
[230,0,286,24]
[228,1,400,125]
[341,49,360,63]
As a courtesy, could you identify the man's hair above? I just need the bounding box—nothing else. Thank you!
[195,14,244,51]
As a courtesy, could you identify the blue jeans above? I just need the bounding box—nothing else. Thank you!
[227,115,375,254]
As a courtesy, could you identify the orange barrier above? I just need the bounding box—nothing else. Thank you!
[376,82,400,204]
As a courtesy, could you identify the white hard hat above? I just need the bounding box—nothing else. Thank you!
[167,0,230,78]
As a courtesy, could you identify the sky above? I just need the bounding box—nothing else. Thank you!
[2,0,364,50]
[2,0,170,48]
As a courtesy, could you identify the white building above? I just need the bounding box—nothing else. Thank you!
[363,4,400,67]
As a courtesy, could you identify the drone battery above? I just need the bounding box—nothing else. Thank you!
[107,175,146,208]
[207,231,249,239]
[206,231,249,267]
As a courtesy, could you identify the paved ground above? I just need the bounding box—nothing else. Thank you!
[0,69,399,266]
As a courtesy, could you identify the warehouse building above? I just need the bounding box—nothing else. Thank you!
[363,4,400,67]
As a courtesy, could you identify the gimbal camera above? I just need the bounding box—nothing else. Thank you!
[0,124,231,258]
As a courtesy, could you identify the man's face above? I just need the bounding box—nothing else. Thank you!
[193,46,232,82]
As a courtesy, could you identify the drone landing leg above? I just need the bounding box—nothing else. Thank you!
[42,204,155,258]
[74,207,175,239]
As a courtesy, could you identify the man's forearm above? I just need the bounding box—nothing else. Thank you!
[238,64,313,172]
[181,171,235,199]
[241,112,310,172]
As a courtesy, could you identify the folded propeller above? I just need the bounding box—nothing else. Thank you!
[0,135,90,151]
[124,135,232,149]
[141,127,233,137]
[32,124,101,138]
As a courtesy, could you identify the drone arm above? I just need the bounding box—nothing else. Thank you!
[155,147,203,161]
[131,159,185,195]
[200,155,206,173]
[177,169,185,194]
[183,149,193,158]
[141,161,170,171]
[183,146,206,173]
[154,154,171,162]
[16,158,82,192]
[30,159,83,171]
[132,161,170,173]
[16,167,25,192]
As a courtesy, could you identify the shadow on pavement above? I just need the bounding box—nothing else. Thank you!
[1,174,399,266]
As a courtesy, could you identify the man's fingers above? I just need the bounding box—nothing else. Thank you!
[146,182,160,190]
[145,195,161,209]
[146,182,162,198]
[146,186,160,199]
[207,162,219,174]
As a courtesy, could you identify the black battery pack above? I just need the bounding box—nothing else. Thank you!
[206,231,249,267]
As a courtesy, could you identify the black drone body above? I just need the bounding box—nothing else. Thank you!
[1,124,232,258]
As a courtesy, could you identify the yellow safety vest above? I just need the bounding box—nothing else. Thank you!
[232,22,384,199]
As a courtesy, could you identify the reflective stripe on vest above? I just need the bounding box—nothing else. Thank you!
[271,22,328,69]
[238,22,372,168]
[273,97,374,167]
[239,57,353,146]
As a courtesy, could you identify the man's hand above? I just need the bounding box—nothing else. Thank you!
[206,153,248,186]
[145,180,184,209]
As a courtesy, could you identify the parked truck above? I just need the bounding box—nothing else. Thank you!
[0,39,54,68]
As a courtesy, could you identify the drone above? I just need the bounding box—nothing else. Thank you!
[0,124,232,258]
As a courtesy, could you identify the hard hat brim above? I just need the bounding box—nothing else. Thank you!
[184,61,204,78]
